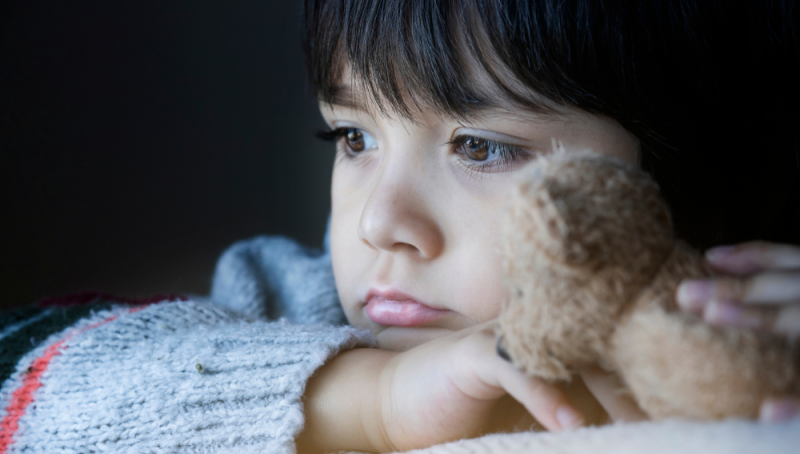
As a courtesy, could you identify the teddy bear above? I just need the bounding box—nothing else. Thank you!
[496,149,799,420]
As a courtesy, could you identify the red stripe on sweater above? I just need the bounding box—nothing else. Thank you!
[0,306,146,453]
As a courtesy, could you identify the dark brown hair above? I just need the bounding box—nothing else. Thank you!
[303,0,799,248]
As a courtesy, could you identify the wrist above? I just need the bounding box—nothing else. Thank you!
[297,348,396,454]
[362,354,400,453]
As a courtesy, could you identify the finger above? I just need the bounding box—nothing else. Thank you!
[457,326,584,432]
[579,366,648,423]
[703,300,800,338]
[677,272,800,309]
[494,362,585,432]
[705,242,800,275]
[774,304,800,339]
[703,300,777,329]
[760,397,800,422]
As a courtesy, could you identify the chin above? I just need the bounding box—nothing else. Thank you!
[374,326,456,352]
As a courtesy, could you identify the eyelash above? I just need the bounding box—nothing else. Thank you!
[316,128,531,172]
[316,127,369,160]
[315,128,351,142]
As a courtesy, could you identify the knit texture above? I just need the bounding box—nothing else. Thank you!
[211,235,346,325]
[1,303,112,384]
[1,234,371,453]
[0,299,373,453]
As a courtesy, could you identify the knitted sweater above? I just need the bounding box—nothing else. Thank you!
[0,235,373,454]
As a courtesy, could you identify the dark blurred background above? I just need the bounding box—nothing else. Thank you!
[1,1,333,310]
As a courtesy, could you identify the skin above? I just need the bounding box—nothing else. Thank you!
[296,81,800,453]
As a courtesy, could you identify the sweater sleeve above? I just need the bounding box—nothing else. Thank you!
[210,234,347,326]
[0,299,374,454]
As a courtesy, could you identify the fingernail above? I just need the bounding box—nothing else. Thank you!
[760,399,799,422]
[556,405,584,430]
[496,336,512,362]
[705,245,736,262]
[677,280,713,310]
[705,300,760,328]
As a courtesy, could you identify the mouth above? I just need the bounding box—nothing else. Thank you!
[364,289,450,327]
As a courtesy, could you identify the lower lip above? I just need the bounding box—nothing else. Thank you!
[365,297,448,327]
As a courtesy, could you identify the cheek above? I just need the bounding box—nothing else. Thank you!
[329,166,366,324]
[458,242,509,322]
[441,199,510,323]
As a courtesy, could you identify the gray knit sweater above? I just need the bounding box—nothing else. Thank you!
[0,235,373,453]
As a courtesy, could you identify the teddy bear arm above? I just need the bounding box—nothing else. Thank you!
[611,300,779,420]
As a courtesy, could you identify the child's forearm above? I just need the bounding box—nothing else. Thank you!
[297,348,397,454]
[297,323,588,453]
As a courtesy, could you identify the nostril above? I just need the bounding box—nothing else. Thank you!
[394,241,423,256]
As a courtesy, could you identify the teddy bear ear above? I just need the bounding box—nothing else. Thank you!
[511,151,675,273]
[533,188,573,259]
[509,177,572,264]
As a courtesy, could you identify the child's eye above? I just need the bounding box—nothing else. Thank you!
[448,135,532,172]
[316,127,378,154]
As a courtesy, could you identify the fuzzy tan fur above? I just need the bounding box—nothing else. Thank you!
[497,151,800,420]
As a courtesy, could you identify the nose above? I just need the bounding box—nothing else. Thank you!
[358,160,444,260]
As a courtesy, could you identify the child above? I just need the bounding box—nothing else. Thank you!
[1,0,798,453]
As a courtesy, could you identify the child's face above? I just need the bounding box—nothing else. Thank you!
[321,82,638,351]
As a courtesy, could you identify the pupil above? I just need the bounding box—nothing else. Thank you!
[346,129,365,152]
[465,138,489,161]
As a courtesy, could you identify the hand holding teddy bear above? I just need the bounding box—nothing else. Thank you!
[497,149,800,420]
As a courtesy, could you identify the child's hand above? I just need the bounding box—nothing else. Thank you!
[373,321,586,450]
[676,241,800,422]
[297,321,585,454]
[578,365,648,423]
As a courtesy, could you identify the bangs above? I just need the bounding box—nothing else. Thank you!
[302,0,632,119]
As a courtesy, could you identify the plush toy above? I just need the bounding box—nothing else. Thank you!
[496,150,799,420]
